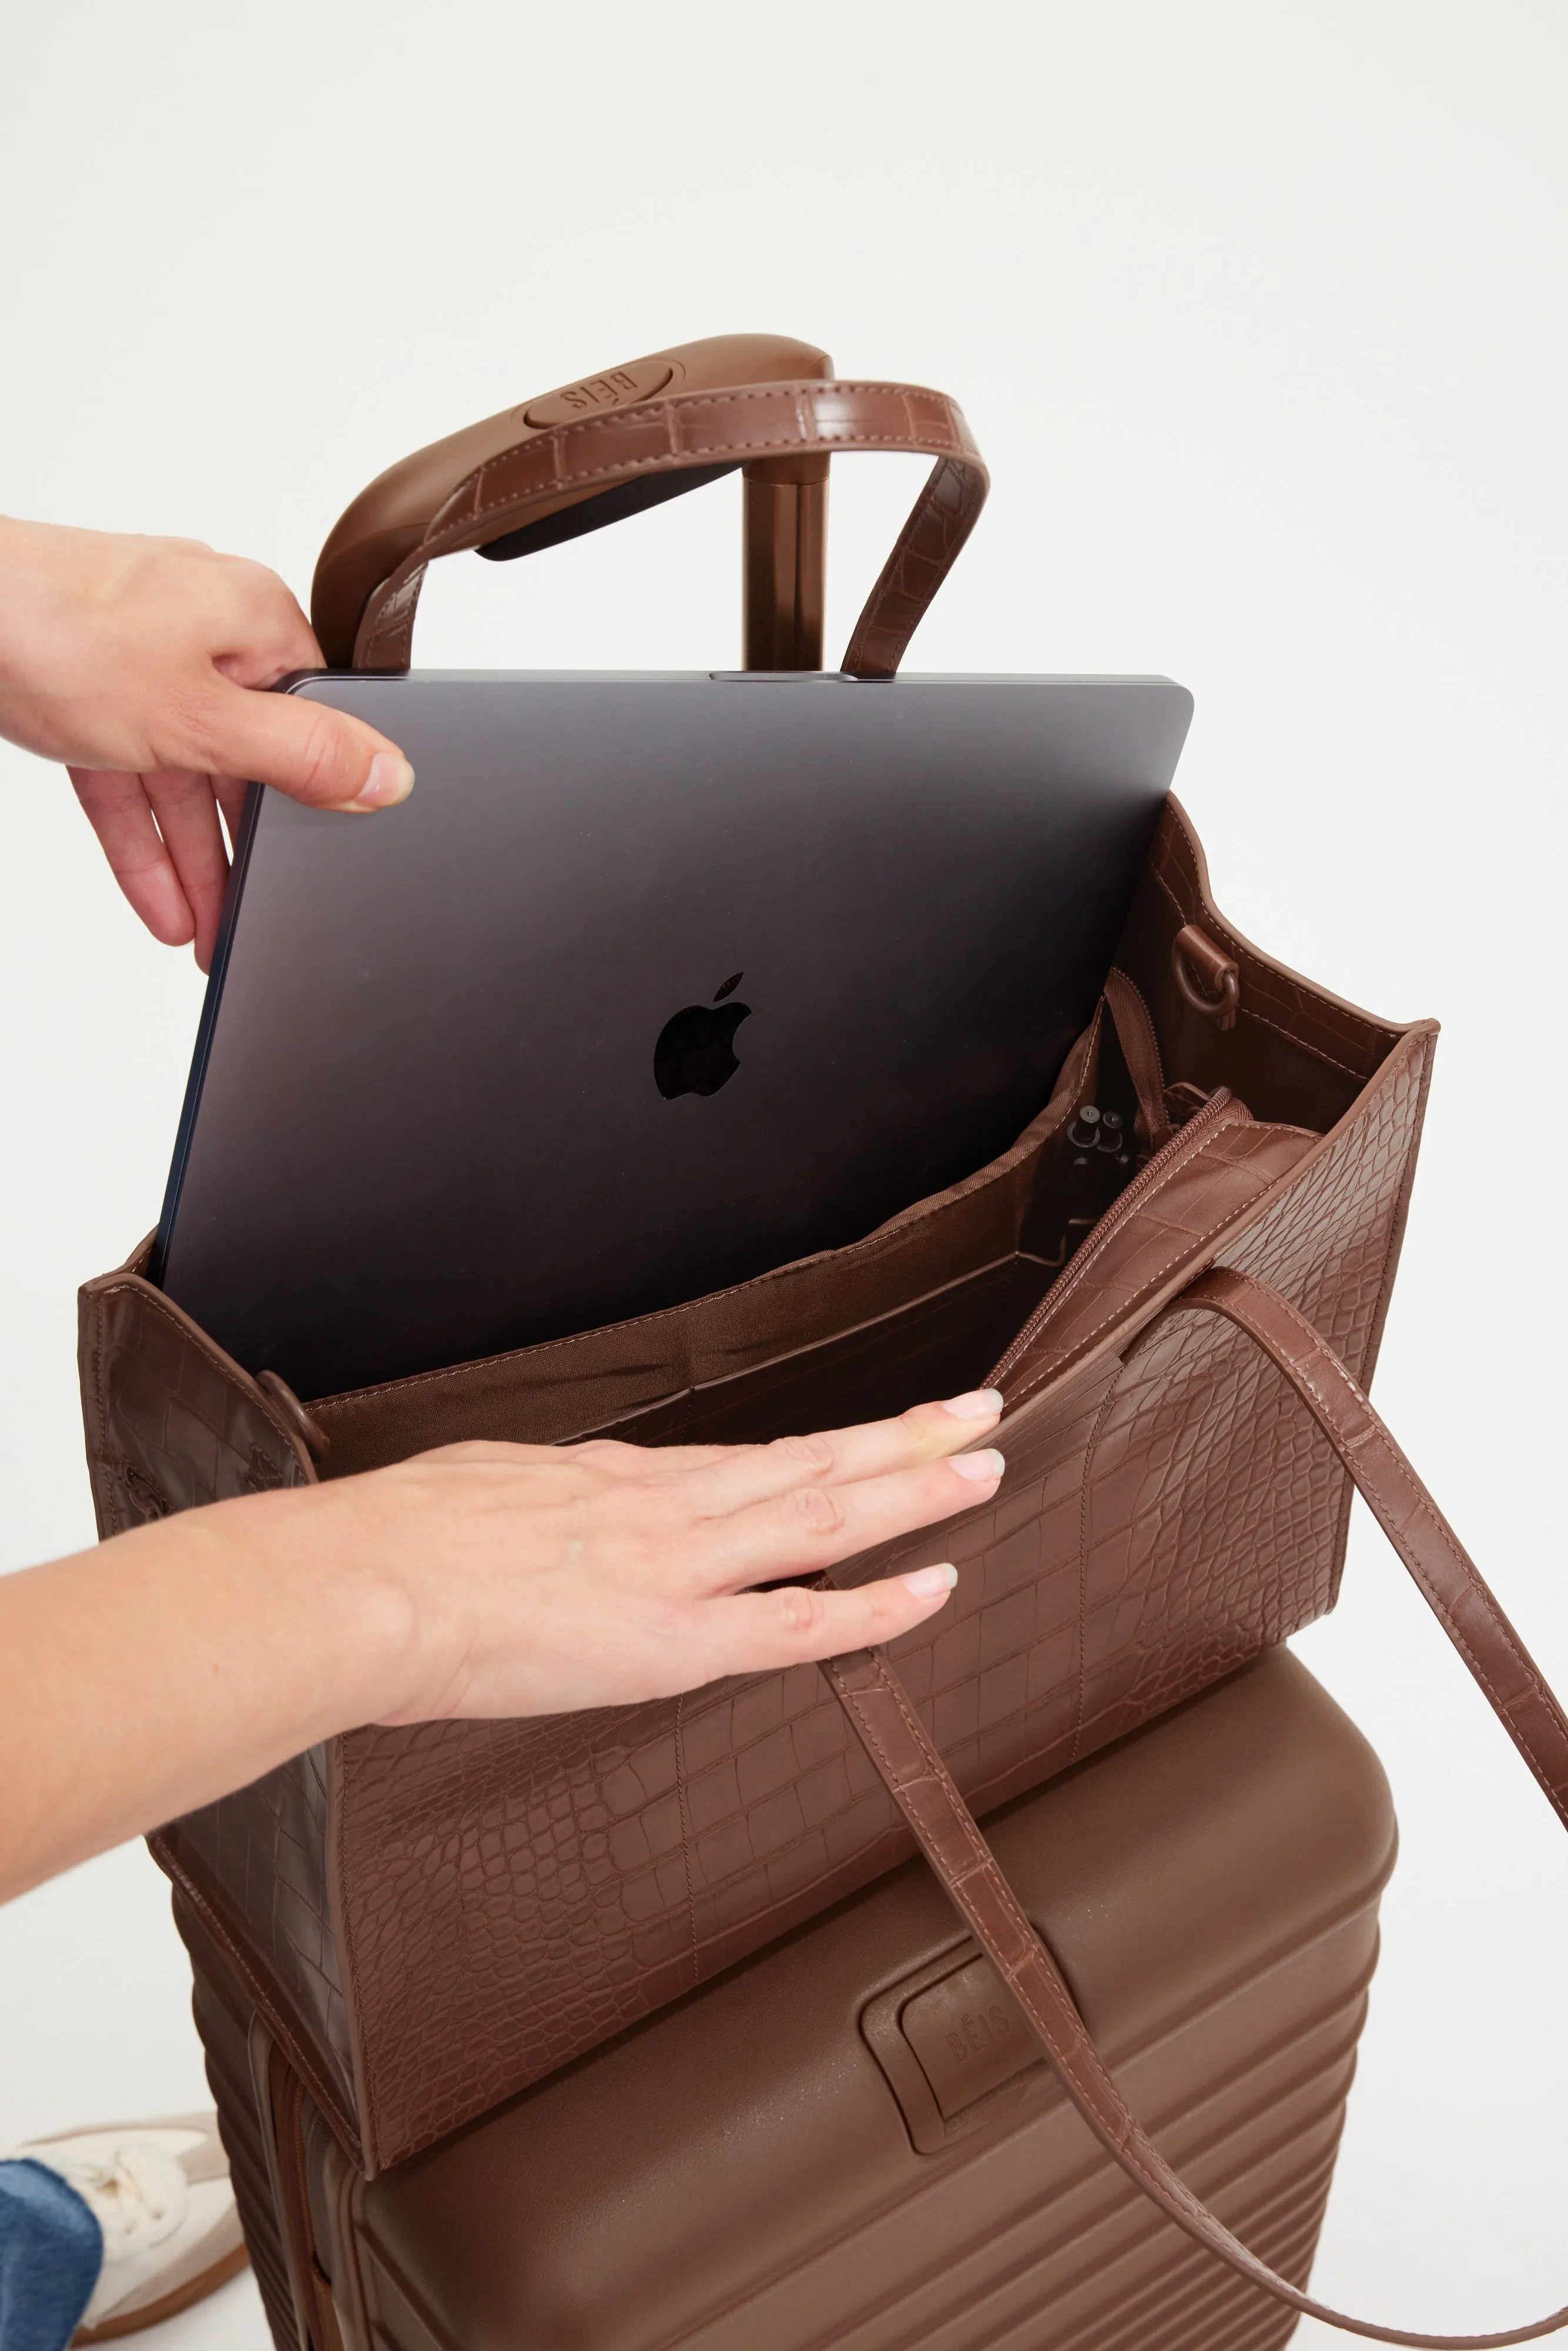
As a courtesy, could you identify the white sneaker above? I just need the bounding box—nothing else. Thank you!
[11,2112,247,2342]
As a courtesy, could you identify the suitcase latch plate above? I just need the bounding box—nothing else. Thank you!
[861,1940,1044,2156]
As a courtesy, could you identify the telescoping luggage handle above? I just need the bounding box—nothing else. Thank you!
[830,1258,1568,2349]
[310,331,988,676]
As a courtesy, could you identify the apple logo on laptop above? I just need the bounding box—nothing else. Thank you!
[654,972,751,1099]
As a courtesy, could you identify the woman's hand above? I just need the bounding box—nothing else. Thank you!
[0,516,413,970]
[0,1392,1004,1901]
[312,1391,1006,1723]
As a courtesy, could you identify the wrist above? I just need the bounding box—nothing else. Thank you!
[170,1479,428,1743]
[0,517,98,762]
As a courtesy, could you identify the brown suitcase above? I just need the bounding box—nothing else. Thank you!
[179,1647,1393,2351]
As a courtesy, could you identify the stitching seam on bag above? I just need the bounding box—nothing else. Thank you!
[849,1662,1101,2069]
[442,387,968,534]
[1002,1122,1260,1405]
[1165,805,1390,1059]
[463,431,960,513]
[1148,861,1379,1081]
[1361,1032,1436,1384]
[86,1293,125,1538]
[1107,968,1167,1104]
[674,1694,701,1992]
[863,1663,1007,1897]
[1071,1378,1125,1764]
[98,1281,304,1479]
[1241,1004,1374,1082]
[1003,1218,1231,1408]
[333,1741,382,2168]
[995,1103,1247,1367]
[153,1838,360,2159]
[316,1103,1078,1414]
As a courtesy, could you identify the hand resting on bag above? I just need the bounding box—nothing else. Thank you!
[0,1393,1001,1904]
[0,514,414,972]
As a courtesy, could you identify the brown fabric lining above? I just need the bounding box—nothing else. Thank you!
[303,793,1410,1483]
[310,1017,1104,1477]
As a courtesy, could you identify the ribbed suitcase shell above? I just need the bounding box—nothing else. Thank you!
[178,1646,1392,2351]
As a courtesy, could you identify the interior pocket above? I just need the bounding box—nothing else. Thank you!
[578,1254,1061,1449]
[308,1006,1143,1476]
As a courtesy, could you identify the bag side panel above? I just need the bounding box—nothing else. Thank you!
[158,1746,360,2138]
[1120,796,1406,1130]
[78,1271,311,1530]
[1043,1024,1436,1762]
[75,1266,361,2139]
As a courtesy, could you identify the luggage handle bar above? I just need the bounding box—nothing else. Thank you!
[309,332,987,678]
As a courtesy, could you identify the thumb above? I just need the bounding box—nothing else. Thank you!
[190,679,414,812]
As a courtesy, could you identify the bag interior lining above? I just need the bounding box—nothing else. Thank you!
[307,803,1401,1478]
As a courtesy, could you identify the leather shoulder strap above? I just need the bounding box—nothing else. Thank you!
[310,331,986,675]
[827,1264,1568,2347]
[1185,1270,1568,1821]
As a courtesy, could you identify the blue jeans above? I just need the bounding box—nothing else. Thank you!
[0,2162,102,2351]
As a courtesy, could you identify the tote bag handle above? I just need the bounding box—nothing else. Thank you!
[309,331,987,676]
[828,1264,1568,2348]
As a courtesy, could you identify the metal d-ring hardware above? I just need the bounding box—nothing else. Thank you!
[1170,925,1241,1032]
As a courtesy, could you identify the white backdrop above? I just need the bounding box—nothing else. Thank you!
[1,4,1565,2343]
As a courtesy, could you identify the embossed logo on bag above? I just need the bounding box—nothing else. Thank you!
[524,360,675,430]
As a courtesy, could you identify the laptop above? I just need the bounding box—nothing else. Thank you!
[153,671,1192,1399]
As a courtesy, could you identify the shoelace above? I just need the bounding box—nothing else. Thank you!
[58,2141,188,2262]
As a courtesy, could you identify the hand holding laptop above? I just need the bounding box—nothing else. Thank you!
[0,514,413,970]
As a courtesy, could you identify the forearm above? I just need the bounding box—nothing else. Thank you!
[0,1491,408,1902]
[0,1401,1000,1906]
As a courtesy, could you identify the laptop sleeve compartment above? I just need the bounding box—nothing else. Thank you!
[300,1004,1107,1476]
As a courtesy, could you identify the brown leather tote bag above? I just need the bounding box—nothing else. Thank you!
[78,336,1568,2346]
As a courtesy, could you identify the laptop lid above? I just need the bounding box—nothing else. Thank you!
[154,671,1191,1399]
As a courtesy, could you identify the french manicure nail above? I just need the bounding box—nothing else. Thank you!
[950,1448,1004,1483]
[903,1563,959,1598]
[348,752,415,811]
[944,1389,1003,1420]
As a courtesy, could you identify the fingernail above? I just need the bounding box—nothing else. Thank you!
[347,752,415,812]
[950,1448,1004,1484]
[903,1563,959,1599]
[944,1389,1003,1420]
